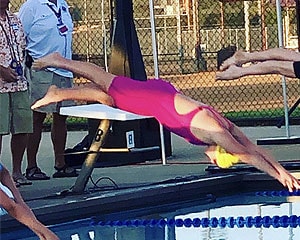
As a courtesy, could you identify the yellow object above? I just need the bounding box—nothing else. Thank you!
[215,145,240,168]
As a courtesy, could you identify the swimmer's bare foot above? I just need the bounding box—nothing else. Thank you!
[216,65,244,80]
[204,146,217,164]
[31,85,61,109]
[32,52,63,70]
[219,50,248,71]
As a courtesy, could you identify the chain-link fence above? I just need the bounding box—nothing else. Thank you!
[11,0,300,127]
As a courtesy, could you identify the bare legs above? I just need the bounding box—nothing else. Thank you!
[11,134,29,180]
[216,48,299,80]
[220,48,300,70]
[31,84,114,110]
[32,52,115,92]
[219,50,249,70]
[0,133,30,184]
[31,52,115,109]
[27,110,71,177]
[216,60,295,80]
[51,113,67,169]
[27,112,46,170]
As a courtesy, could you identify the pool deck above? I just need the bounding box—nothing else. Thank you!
[1,125,300,232]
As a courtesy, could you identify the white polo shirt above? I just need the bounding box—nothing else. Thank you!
[18,0,73,78]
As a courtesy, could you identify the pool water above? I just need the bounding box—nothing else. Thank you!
[2,190,300,240]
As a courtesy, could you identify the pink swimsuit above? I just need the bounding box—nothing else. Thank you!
[108,76,232,146]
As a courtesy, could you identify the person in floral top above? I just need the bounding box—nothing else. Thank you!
[0,0,32,185]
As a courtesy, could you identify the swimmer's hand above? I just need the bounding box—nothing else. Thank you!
[0,65,18,82]
[279,172,300,192]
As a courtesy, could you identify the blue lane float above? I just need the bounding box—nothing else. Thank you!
[255,189,300,197]
[91,190,300,229]
[91,215,300,229]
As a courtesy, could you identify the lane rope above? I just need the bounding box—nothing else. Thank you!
[91,215,300,228]
[91,190,300,229]
[255,189,300,197]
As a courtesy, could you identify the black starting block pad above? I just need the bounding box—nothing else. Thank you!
[206,160,300,174]
[257,136,300,145]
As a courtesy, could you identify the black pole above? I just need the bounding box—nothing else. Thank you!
[296,0,300,51]
[109,0,147,80]
[277,0,300,128]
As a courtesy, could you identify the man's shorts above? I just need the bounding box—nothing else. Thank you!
[0,90,33,135]
[26,68,74,113]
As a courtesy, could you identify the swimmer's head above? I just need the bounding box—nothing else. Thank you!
[215,145,240,168]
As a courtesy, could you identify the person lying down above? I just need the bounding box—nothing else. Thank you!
[31,52,300,192]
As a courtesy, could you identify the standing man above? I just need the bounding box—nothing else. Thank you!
[0,0,32,185]
[18,0,78,179]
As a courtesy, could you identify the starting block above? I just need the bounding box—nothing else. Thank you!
[60,104,168,193]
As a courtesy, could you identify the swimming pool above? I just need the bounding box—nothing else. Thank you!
[3,190,300,240]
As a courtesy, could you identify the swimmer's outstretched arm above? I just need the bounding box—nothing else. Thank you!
[192,108,299,191]
[228,125,300,191]
[207,124,300,192]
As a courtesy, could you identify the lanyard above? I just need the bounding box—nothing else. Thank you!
[0,13,20,63]
[47,3,63,24]
[46,2,68,56]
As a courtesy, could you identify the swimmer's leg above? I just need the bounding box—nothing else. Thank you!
[219,50,249,71]
[220,48,300,71]
[216,60,295,80]
[31,84,114,110]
